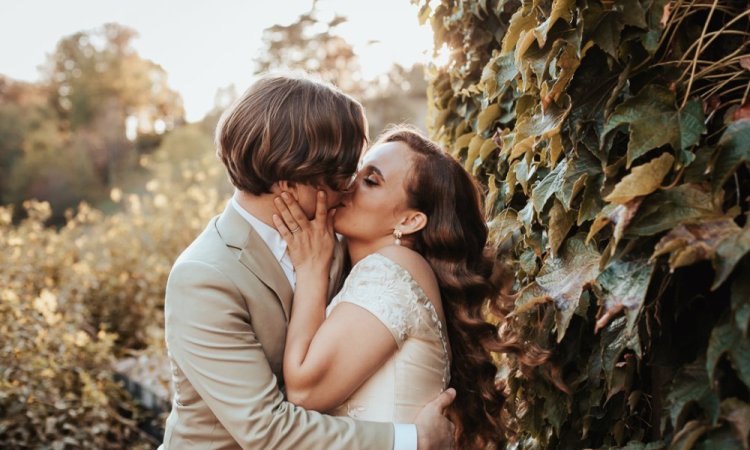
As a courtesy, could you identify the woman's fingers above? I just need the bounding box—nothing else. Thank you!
[315,191,328,223]
[281,192,311,231]
[274,196,301,234]
[272,214,293,244]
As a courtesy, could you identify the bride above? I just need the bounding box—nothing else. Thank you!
[272,126,536,448]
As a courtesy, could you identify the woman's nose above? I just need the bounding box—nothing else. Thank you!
[340,183,357,205]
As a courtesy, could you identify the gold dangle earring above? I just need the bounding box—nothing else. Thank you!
[393,229,403,246]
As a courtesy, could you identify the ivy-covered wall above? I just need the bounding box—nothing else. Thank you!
[418,0,750,447]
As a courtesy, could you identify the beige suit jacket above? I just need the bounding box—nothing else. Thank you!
[161,203,393,449]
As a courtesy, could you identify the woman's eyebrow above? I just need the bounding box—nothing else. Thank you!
[363,165,385,181]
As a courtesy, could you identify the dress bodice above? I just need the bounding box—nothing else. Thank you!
[325,253,451,423]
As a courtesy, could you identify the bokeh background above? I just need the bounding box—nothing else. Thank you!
[3,0,750,448]
[0,1,435,447]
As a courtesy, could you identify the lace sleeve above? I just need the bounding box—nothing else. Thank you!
[329,254,420,348]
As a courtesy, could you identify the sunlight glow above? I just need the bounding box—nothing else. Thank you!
[0,0,437,122]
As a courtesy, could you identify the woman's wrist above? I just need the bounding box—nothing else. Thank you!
[294,262,331,282]
[294,269,330,295]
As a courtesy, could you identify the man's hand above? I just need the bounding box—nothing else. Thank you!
[414,388,456,450]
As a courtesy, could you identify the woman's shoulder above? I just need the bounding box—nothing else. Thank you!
[374,245,430,275]
[373,246,440,305]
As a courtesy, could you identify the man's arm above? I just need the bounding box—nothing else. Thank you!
[165,259,393,450]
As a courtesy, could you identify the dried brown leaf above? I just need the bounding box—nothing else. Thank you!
[604,153,675,204]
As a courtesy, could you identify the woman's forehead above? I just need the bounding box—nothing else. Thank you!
[362,141,411,169]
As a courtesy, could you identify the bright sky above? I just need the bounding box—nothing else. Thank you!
[0,0,435,121]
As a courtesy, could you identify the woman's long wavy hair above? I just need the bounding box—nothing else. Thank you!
[375,125,547,448]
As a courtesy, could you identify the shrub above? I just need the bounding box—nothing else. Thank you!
[1,148,230,447]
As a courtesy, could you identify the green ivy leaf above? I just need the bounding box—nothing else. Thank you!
[676,100,704,166]
[517,234,601,342]
[577,174,605,225]
[518,200,535,231]
[488,209,521,248]
[666,358,720,430]
[719,398,750,446]
[590,11,626,58]
[604,86,706,167]
[511,97,571,160]
[616,441,666,450]
[600,316,641,383]
[693,427,745,450]
[548,198,576,256]
[618,0,648,29]
[670,421,711,450]
[512,156,534,195]
[480,52,518,100]
[711,119,750,191]
[712,221,750,289]
[594,257,654,335]
[706,321,750,388]
[626,184,723,236]
[519,247,539,279]
[495,52,520,89]
[532,157,569,213]
[731,268,750,336]
[560,147,602,209]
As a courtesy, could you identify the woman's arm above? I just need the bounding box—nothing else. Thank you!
[272,192,399,412]
[285,288,398,411]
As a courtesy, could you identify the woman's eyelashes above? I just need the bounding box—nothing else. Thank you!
[362,176,378,186]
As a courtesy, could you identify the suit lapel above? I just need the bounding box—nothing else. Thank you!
[215,202,294,321]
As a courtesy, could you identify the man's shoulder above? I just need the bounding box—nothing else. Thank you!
[174,217,230,265]
[169,218,237,283]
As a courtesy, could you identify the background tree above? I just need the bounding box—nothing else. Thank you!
[254,7,428,138]
[254,10,365,97]
[1,24,185,224]
[419,0,750,448]
[0,77,52,202]
[43,23,185,185]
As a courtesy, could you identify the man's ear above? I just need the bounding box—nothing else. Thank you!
[399,211,428,235]
[276,180,299,201]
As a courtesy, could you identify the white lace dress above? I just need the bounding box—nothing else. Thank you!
[325,253,451,423]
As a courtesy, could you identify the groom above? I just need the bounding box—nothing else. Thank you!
[160,74,456,449]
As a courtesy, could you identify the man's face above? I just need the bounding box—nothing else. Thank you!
[290,182,346,219]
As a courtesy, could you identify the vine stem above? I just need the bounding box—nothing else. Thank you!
[682,0,719,108]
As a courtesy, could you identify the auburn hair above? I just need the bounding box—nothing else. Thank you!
[374,125,547,449]
[216,73,367,194]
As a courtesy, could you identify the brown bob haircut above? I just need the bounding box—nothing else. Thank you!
[216,73,367,195]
